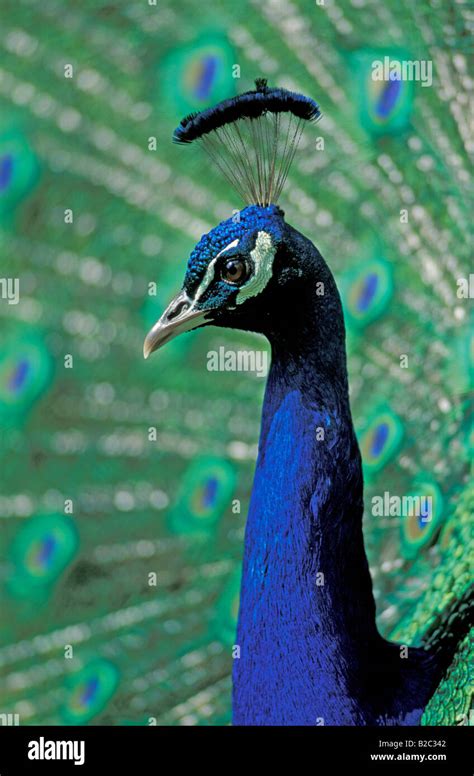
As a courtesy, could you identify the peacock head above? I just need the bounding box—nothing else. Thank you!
[143,203,333,359]
[143,204,286,357]
[143,80,329,359]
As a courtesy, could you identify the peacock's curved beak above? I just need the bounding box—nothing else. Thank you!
[143,290,213,359]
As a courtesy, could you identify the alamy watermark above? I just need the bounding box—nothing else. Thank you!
[28,737,85,766]
[372,57,433,88]
[207,347,268,378]
[371,491,432,521]
[457,274,474,298]
[0,712,20,725]
[0,277,20,305]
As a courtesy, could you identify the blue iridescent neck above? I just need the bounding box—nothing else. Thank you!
[232,241,384,725]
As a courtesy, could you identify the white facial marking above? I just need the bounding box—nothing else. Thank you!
[236,230,275,305]
[190,239,240,309]
[218,238,239,256]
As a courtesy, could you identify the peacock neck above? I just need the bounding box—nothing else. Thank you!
[233,267,384,725]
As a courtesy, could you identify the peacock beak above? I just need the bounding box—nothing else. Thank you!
[143,289,213,359]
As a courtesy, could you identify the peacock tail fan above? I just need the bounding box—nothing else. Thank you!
[173,78,321,206]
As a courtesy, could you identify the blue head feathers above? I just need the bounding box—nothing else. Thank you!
[183,204,286,314]
[172,79,321,206]
[185,205,284,288]
[142,79,321,358]
[142,201,291,358]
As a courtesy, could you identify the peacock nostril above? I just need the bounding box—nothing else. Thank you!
[167,300,189,321]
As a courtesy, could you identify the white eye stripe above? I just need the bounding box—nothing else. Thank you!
[236,231,275,305]
[191,233,274,309]
[190,239,240,308]
[216,238,240,258]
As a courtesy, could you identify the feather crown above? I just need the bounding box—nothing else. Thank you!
[173,79,321,206]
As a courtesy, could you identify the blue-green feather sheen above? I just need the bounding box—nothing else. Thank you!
[184,205,283,308]
[181,204,472,725]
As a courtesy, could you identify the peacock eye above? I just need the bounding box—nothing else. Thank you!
[221,258,249,285]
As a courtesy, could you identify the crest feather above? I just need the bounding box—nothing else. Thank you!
[173,79,321,206]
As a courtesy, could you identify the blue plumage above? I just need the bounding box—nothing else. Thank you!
[144,124,473,724]
[224,214,438,725]
[184,205,284,306]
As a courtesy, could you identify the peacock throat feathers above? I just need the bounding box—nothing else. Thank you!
[173,79,321,206]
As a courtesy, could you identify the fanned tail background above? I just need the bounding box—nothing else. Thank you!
[0,0,471,726]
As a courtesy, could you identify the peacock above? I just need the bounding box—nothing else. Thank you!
[143,80,473,726]
[0,0,472,729]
